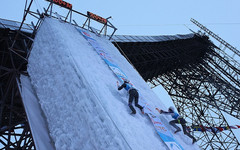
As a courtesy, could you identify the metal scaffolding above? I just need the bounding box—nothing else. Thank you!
[148,62,240,149]
[0,21,35,150]
[0,0,36,149]
[114,32,240,149]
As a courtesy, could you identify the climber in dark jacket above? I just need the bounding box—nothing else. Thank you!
[118,80,143,114]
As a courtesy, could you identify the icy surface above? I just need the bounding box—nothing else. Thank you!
[27,17,199,150]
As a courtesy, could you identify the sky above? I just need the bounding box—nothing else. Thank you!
[1,0,239,49]
[0,0,240,144]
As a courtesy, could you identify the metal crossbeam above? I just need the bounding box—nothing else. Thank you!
[206,50,240,88]
[191,18,240,58]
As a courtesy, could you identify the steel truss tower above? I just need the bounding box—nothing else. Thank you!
[0,23,35,149]
[0,1,38,149]
[146,24,240,149]
[113,31,240,149]
[148,62,240,149]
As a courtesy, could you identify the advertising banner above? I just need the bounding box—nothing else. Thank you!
[77,28,184,150]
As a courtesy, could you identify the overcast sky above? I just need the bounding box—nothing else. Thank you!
[1,0,239,49]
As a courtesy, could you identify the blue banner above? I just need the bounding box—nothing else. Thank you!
[77,28,184,150]
[144,104,184,150]
[77,28,128,83]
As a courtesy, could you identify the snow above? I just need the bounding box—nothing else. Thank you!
[26,17,200,150]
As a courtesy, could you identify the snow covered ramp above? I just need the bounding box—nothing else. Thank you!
[27,17,199,150]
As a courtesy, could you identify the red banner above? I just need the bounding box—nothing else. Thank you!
[87,11,107,24]
[46,0,72,10]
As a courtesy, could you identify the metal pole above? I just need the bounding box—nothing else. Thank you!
[70,10,72,23]
[11,0,34,49]
[50,1,53,17]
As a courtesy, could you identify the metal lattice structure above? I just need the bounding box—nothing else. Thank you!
[113,31,240,149]
[190,18,240,58]
[0,20,35,149]
[148,63,240,149]
[0,1,38,149]
[112,34,209,80]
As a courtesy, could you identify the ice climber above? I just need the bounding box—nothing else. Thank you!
[156,106,197,144]
[117,80,143,114]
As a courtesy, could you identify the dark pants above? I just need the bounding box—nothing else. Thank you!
[169,118,196,141]
[128,89,143,113]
